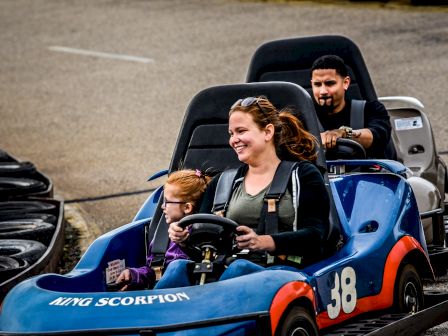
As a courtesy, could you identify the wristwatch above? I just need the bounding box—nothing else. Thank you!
[339,126,353,139]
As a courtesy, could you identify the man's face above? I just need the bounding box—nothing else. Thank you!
[311,69,350,114]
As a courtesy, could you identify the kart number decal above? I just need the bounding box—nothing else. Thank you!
[394,117,423,131]
[327,267,357,319]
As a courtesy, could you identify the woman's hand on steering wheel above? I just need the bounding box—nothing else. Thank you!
[235,226,276,252]
[168,222,189,244]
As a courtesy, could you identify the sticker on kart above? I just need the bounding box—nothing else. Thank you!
[327,266,357,319]
[394,117,423,131]
[48,292,190,307]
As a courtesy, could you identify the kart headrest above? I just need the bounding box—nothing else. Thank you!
[168,82,326,174]
[246,35,378,102]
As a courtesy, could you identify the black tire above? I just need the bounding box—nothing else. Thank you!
[394,264,424,313]
[0,161,36,176]
[0,256,29,283]
[0,213,56,224]
[0,149,16,162]
[0,201,56,216]
[0,219,55,244]
[279,306,318,336]
[0,177,47,197]
[0,239,46,264]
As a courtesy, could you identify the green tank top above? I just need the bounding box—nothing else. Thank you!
[225,179,295,231]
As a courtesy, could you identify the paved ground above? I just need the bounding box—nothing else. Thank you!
[1,0,447,333]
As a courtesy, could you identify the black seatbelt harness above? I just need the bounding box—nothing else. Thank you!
[213,161,298,266]
[258,161,297,235]
[149,212,169,281]
[212,168,241,216]
[213,161,297,235]
[350,99,366,130]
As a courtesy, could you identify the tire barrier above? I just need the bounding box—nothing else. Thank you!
[0,213,57,224]
[0,149,64,301]
[0,240,46,264]
[0,152,52,200]
[0,201,56,216]
[0,177,47,198]
[0,162,36,176]
[0,218,55,244]
[0,150,14,162]
[0,256,29,283]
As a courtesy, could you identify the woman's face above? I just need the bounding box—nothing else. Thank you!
[161,183,187,224]
[228,111,272,165]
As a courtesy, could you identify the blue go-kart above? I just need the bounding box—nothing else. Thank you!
[0,81,436,335]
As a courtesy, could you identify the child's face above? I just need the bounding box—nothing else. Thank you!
[162,183,188,224]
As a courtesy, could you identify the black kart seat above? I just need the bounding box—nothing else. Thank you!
[150,82,340,261]
[169,82,326,172]
[246,35,378,102]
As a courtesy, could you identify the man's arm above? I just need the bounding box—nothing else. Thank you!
[320,127,373,149]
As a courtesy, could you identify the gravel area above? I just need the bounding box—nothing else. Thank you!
[56,220,81,275]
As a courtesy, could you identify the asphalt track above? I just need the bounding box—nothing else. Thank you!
[0,0,447,332]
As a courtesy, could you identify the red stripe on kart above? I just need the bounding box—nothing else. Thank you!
[270,281,316,335]
[317,236,429,330]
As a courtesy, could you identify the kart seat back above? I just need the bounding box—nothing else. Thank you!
[150,82,341,259]
[170,82,325,172]
[246,35,377,101]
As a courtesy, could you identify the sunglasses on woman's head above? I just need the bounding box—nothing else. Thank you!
[231,97,269,114]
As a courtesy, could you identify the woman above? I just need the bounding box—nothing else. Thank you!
[156,96,330,289]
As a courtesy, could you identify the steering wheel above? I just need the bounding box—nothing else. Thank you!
[325,138,367,160]
[178,214,239,259]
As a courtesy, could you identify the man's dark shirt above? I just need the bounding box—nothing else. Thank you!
[316,99,391,159]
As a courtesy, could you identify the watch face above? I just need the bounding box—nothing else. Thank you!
[339,126,352,138]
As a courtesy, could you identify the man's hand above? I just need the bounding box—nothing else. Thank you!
[320,129,346,149]
[321,128,373,150]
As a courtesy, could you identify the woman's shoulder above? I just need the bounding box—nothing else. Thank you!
[291,160,325,182]
[292,160,321,173]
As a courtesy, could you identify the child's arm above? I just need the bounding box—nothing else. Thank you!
[115,241,156,290]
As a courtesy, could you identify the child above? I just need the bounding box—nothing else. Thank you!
[115,169,211,290]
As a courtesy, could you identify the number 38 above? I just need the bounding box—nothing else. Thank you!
[326,266,357,319]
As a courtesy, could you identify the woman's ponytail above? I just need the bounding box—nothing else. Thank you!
[278,112,318,162]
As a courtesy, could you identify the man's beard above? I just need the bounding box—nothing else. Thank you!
[315,96,335,115]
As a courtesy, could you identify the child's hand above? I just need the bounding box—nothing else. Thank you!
[115,269,131,291]
[168,221,189,244]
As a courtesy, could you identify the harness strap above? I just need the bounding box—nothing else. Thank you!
[212,168,241,216]
[350,99,366,130]
[259,161,297,235]
[149,190,169,271]
[212,161,302,267]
